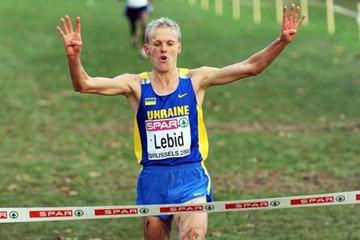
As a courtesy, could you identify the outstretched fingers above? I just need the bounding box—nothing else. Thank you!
[56,15,83,57]
[56,26,65,39]
[283,4,306,30]
[283,6,289,21]
[56,15,82,47]
[65,15,74,33]
[292,5,306,31]
[280,4,306,42]
[75,16,81,34]
[60,17,69,34]
[282,6,288,31]
[58,15,80,35]
[297,15,306,30]
[289,4,295,22]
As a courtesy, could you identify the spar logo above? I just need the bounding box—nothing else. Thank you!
[94,208,138,216]
[178,117,189,128]
[146,119,178,131]
[139,208,150,214]
[336,195,345,202]
[9,211,19,219]
[0,211,19,219]
[29,210,73,218]
[145,117,189,131]
[0,211,7,219]
[74,210,84,217]
[270,201,281,207]
[290,196,334,205]
[225,201,269,209]
[160,205,203,213]
[205,205,215,211]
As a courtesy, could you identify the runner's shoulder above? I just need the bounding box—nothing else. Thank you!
[189,66,219,80]
[114,73,142,84]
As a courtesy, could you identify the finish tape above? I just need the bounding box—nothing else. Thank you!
[1,190,359,223]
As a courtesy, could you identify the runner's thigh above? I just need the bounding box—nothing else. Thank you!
[174,197,208,240]
[143,216,172,240]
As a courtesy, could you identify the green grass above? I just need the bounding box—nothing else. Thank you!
[0,0,359,239]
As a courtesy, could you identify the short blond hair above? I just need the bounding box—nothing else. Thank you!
[144,17,181,43]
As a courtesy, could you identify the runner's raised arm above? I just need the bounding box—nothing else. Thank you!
[190,4,305,93]
[56,15,139,96]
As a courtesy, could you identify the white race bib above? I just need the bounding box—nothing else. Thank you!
[145,116,191,160]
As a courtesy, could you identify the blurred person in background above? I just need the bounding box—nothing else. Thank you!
[124,0,153,58]
[57,4,304,240]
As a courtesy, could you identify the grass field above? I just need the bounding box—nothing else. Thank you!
[1,0,360,239]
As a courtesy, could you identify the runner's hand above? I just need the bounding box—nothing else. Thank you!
[280,4,305,43]
[56,16,82,59]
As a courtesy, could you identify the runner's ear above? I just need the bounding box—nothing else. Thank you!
[177,42,182,54]
[144,44,150,55]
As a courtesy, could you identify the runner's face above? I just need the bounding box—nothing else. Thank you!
[144,27,181,72]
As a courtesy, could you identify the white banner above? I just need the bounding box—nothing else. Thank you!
[1,191,359,223]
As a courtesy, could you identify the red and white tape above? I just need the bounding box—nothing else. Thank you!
[1,191,359,223]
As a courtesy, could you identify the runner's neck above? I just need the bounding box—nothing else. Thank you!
[150,69,179,95]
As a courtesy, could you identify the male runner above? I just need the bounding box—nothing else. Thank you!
[57,5,304,240]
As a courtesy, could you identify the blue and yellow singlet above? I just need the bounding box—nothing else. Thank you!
[133,68,208,166]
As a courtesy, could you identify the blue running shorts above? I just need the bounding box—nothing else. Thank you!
[136,162,213,220]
